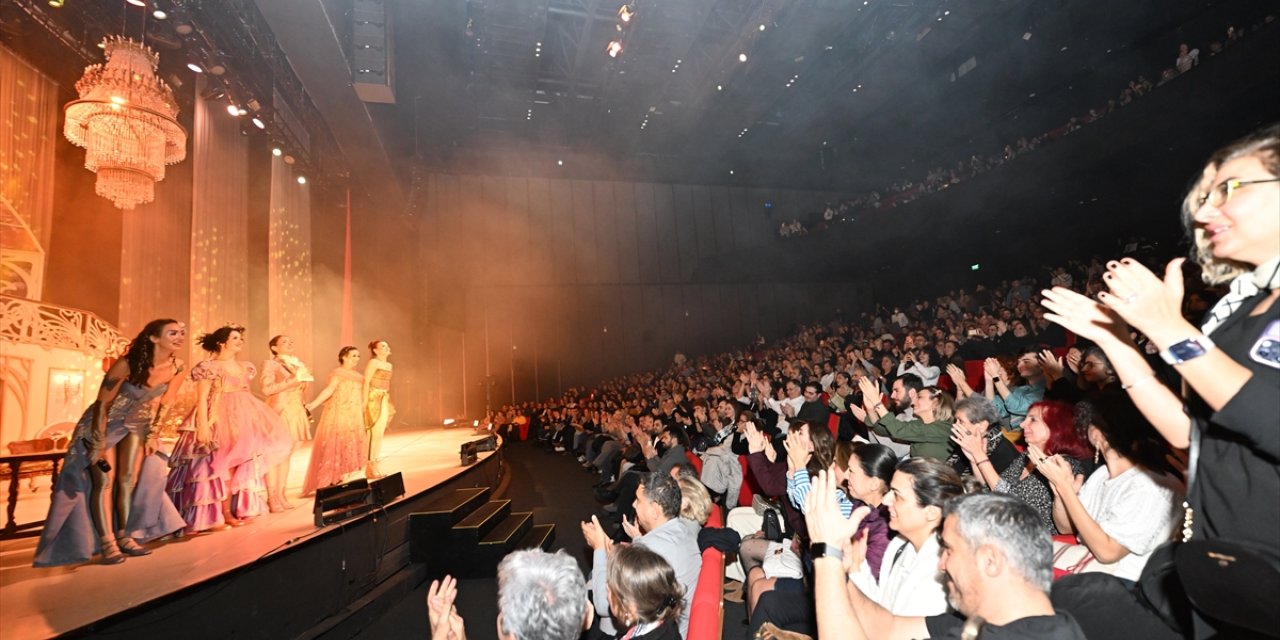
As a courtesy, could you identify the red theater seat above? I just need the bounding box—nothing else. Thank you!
[686,451,704,475]
[688,505,725,640]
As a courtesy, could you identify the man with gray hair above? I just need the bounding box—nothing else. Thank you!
[426,549,592,640]
[806,472,1086,639]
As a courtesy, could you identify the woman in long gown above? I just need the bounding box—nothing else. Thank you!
[261,334,313,510]
[301,347,368,496]
[364,339,395,478]
[168,325,293,530]
[34,319,189,566]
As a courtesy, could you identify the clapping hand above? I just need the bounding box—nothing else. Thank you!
[1041,287,1132,346]
[949,423,987,460]
[581,515,614,552]
[621,514,642,540]
[1028,445,1084,494]
[1037,349,1064,381]
[784,429,813,471]
[1096,258,1188,339]
[427,575,467,640]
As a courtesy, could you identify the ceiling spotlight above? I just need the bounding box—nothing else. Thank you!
[738,53,748,62]
[272,147,282,156]
[208,64,226,76]
[607,41,623,58]
[729,170,735,175]
[296,176,307,185]
[126,0,146,7]
[251,117,266,129]
[48,0,65,7]
[227,104,241,116]
[283,154,296,165]
[237,107,248,116]
[153,9,167,19]
[187,62,204,73]
[716,85,723,91]
[759,24,766,31]
[175,23,193,35]
[618,4,634,22]
[557,159,564,166]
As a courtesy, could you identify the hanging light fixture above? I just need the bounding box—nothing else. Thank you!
[63,36,188,210]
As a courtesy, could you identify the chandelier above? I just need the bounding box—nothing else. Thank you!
[63,36,187,210]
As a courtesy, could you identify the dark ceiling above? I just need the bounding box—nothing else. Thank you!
[4,0,1275,200]
[380,0,1272,192]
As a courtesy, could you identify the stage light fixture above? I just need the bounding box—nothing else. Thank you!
[297,176,307,185]
[251,117,266,129]
[126,0,146,7]
[618,4,634,22]
[272,147,282,156]
[738,53,748,62]
[283,154,296,165]
[227,104,241,116]
[187,62,203,73]
[208,63,226,76]
[48,0,64,7]
[153,9,167,19]
[175,23,193,35]
[759,24,766,31]
[607,40,623,58]
[557,159,564,166]
[443,418,456,426]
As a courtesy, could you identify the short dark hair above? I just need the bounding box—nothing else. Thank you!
[896,373,924,394]
[640,472,682,520]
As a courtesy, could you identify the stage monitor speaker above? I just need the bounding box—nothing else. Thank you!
[313,478,375,527]
[475,435,498,452]
[460,441,478,466]
[370,472,405,505]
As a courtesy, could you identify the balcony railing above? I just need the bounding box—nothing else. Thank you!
[0,295,128,358]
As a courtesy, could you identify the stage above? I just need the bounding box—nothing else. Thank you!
[0,426,504,640]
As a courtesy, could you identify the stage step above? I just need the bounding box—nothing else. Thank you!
[451,499,511,547]
[411,489,556,580]
[407,487,492,563]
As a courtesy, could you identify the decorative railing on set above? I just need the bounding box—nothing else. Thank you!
[0,295,128,358]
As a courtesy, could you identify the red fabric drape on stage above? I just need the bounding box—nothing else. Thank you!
[340,188,354,345]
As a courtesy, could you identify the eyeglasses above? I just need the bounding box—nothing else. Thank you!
[1198,178,1280,208]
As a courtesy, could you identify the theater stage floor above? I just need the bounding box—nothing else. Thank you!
[0,426,496,640]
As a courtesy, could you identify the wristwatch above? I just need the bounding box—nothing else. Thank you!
[810,542,844,561]
[1159,335,1216,365]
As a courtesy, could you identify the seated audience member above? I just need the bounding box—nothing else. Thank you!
[848,458,970,617]
[897,349,941,387]
[983,352,1046,429]
[426,549,592,640]
[746,442,896,637]
[857,373,922,457]
[807,474,1086,640]
[607,545,686,640]
[948,395,1021,477]
[795,381,832,431]
[854,377,956,461]
[597,423,688,518]
[676,473,713,526]
[1039,395,1182,582]
[583,472,700,638]
[977,401,1092,532]
[1043,346,1120,404]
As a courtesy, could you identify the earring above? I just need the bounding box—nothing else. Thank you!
[1093,445,1100,465]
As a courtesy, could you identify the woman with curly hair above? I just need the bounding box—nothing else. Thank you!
[168,325,292,532]
[35,319,189,566]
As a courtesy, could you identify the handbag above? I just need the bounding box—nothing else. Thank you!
[1174,539,1280,637]
[1052,539,1123,576]
[762,508,784,542]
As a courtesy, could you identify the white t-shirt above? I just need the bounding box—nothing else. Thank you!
[1074,465,1182,581]
[851,535,949,617]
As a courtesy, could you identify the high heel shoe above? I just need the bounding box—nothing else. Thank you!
[99,536,126,565]
[365,459,384,480]
[222,508,245,527]
[116,535,152,557]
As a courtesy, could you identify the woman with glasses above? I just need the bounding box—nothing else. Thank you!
[1043,124,1280,638]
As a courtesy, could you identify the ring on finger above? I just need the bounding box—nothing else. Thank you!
[1124,294,1138,304]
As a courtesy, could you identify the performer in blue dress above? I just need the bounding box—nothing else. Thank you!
[33,319,189,567]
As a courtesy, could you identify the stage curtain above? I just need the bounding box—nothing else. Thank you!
[0,46,57,256]
[268,155,313,363]
[189,77,250,339]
